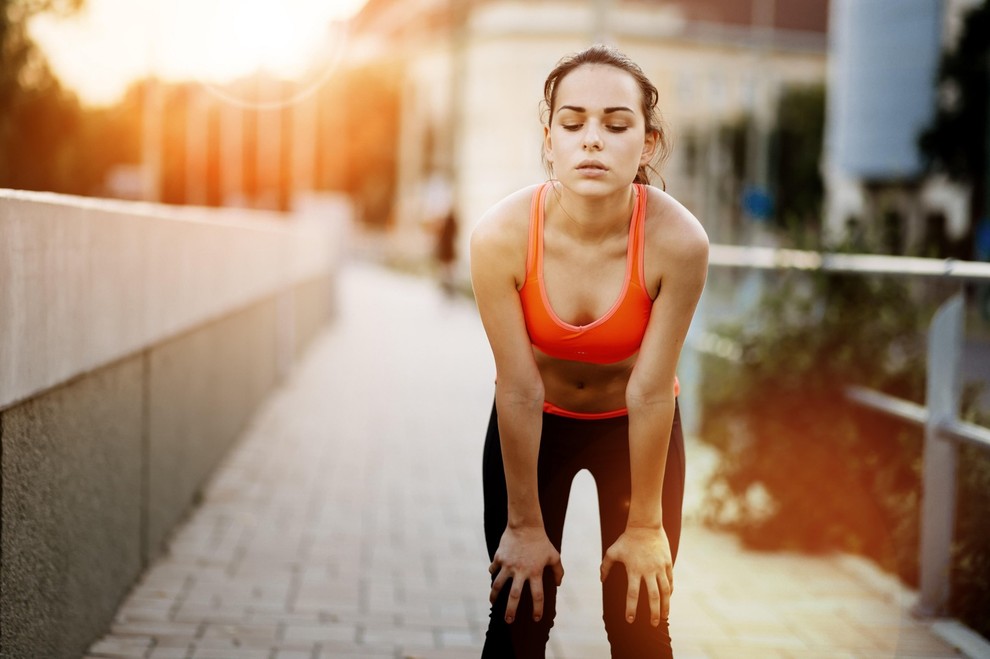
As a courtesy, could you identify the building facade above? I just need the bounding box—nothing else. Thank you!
[348,0,830,268]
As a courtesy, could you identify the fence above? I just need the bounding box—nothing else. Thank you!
[704,244,990,618]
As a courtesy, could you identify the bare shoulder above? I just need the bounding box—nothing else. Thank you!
[470,185,540,283]
[643,185,709,266]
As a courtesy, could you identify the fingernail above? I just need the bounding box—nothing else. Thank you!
[534,616,541,622]
[627,615,634,623]
[505,616,513,624]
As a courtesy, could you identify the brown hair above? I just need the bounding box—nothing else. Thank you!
[542,44,670,188]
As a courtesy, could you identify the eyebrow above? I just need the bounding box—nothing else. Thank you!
[556,105,635,115]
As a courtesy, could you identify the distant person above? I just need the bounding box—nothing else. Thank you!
[470,45,708,657]
[435,209,458,298]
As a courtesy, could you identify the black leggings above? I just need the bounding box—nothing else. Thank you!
[482,401,686,658]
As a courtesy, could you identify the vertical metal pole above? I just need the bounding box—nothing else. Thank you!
[917,292,963,616]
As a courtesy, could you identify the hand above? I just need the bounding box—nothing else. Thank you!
[600,526,673,627]
[489,525,564,624]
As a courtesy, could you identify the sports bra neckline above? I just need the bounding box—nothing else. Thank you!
[531,181,647,331]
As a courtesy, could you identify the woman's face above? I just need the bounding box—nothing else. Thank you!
[544,64,657,195]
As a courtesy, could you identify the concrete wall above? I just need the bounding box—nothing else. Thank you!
[0,190,345,659]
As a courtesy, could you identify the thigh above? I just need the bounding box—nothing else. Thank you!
[482,402,507,561]
[588,404,685,659]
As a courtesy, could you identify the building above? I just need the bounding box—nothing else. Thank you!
[347,0,830,270]
[822,0,983,255]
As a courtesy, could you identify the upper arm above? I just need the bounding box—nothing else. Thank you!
[470,192,544,400]
[628,195,709,402]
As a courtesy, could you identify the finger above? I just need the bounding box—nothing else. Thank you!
[645,574,662,627]
[489,568,509,604]
[552,559,565,587]
[600,555,614,583]
[625,573,641,623]
[660,572,673,620]
[505,578,524,624]
[489,561,498,576]
[530,576,545,622]
[667,563,675,596]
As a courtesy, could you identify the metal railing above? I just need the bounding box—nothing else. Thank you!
[705,244,990,617]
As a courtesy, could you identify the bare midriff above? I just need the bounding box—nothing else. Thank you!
[534,346,636,417]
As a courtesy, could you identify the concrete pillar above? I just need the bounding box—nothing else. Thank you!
[256,77,283,211]
[141,79,164,202]
[185,86,209,207]
[220,92,245,208]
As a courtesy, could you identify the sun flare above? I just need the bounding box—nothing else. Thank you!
[28,0,364,106]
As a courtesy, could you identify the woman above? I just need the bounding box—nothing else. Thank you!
[470,44,708,658]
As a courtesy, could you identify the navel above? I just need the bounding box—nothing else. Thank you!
[576,381,586,390]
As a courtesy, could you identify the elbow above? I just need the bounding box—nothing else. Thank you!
[496,375,545,410]
[625,378,675,413]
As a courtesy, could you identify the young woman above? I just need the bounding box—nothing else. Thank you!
[470,45,709,657]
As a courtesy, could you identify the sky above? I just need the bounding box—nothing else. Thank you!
[29,0,367,107]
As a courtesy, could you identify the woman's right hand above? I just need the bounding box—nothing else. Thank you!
[489,525,564,624]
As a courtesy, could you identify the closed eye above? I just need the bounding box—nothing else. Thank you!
[562,124,583,131]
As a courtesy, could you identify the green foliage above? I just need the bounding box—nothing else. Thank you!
[772,85,826,235]
[0,0,130,195]
[718,83,826,235]
[919,0,989,226]
[699,268,990,639]
[952,410,990,640]
[919,0,989,183]
[699,269,928,573]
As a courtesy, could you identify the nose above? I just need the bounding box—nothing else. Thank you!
[583,122,603,150]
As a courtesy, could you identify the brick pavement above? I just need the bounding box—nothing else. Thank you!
[87,263,972,659]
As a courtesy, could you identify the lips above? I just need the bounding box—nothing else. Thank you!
[576,160,608,178]
[576,159,608,172]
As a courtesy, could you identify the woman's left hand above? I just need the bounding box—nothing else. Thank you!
[600,526,673,627]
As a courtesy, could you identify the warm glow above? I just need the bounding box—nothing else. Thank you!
[29,0,365,107]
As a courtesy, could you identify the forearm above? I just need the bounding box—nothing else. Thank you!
[495,382,546,528]
[625,395,676,529]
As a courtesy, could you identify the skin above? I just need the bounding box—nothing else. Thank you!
[470,63,709,629]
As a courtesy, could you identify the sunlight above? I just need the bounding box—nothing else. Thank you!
[203,0,343,81]
[28,0,365,106]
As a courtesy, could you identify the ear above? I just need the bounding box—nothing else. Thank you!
[640,129,659,166]
[543,124,554,164]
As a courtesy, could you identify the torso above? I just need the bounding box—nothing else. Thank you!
[518,181,661,416]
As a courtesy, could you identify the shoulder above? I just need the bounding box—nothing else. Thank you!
[470,184,541,261]
[642,185,709,267]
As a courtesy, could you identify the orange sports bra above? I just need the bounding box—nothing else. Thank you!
[520,181,653,365]
[518,182,678,419]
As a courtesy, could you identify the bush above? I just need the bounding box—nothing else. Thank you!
[698,268,990,639]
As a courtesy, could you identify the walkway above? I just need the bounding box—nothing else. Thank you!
[87,262,970,659]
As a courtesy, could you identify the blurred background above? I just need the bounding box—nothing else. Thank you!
[8,0,987,265]
[4,0,990,653]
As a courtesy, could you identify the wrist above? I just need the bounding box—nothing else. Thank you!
[508,511,544,530]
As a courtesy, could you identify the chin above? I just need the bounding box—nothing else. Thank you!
[562,177,627,196]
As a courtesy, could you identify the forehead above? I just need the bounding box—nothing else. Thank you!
[554,64,642,112]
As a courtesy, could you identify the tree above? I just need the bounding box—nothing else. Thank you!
[0,0,87,192]
[771,84,826,239]
[919,0,990,245]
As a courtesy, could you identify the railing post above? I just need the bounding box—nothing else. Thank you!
[917,292,964,617]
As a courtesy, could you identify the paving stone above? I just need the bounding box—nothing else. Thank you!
[146,647,192,659]
[87,264,967,659]
[283,623,358,644]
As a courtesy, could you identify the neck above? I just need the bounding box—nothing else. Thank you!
[549,183,636,243]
